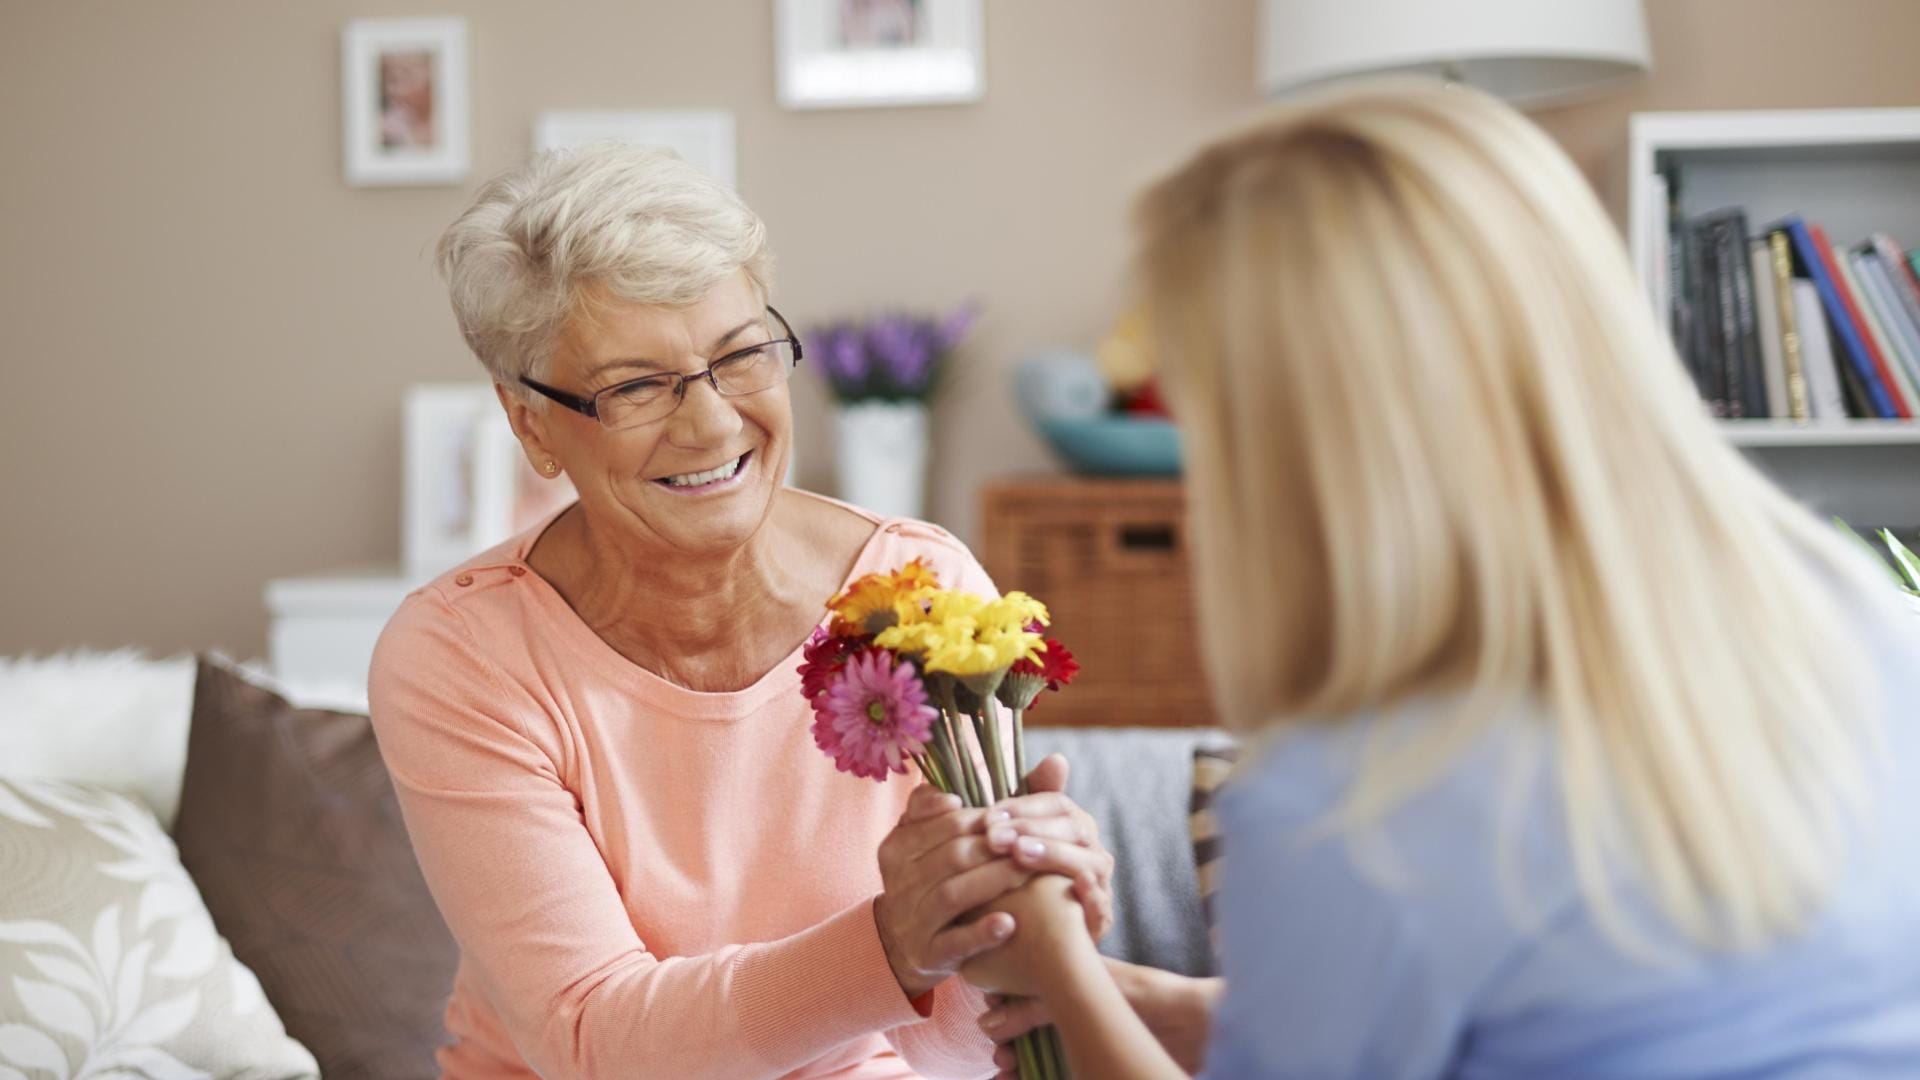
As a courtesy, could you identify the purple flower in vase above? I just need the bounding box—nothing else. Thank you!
[867,315,936,394]
[810,323,868,389]
[807,302,978,403]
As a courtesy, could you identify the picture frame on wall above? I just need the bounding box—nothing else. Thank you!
[533,110,738,188]
[403,384,575,580]
[775,0,984,109]
[341,17,470,186]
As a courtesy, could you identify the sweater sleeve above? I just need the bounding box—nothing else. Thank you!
[367,587,933,1080]
[885,978,996,1079]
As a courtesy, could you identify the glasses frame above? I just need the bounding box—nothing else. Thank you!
[519,306,803,429]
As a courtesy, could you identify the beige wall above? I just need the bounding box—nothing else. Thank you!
[3,0,1917,658]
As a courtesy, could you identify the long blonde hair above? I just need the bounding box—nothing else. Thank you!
[1138,80,1886,949]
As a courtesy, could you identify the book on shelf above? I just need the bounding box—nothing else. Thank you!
[1835,247,1920,410]
[1790,281,1848,420]
[1655,185,1920,424]
[1765,232,1811,420]
[1785,217,1908,418]
[1853,248,1920,405]
[1871,234,1920,335]
[1749,241,1789,418]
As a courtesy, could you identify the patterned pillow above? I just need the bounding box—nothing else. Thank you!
[0,777,318,1078]
[1188,745,1241,948]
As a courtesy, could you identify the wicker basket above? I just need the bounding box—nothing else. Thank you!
[979,477,1217,728]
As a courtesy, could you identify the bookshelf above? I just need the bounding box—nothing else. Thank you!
[1629,108,1920,529]
[1718,420,1920,448]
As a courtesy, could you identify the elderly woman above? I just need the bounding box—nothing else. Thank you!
[368,144,1115,1080]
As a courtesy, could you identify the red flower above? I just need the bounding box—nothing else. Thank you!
[799,625,862,712]
[1013,638,1079,691]
[998,638,1080,711]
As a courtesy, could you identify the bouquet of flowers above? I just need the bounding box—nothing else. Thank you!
[809,306,977,404]
[801,559,1080,1080]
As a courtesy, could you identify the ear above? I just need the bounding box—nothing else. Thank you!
[495,382,561,475]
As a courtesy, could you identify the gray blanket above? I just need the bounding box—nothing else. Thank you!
[1025,726,1233,978]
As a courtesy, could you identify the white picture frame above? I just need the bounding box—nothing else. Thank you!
[533,110,738,189]
[403,384,575,579]
[341,17,470,187]
[775,0,984,110]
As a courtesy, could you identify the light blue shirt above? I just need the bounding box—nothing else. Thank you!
[1203,598,1920,1079]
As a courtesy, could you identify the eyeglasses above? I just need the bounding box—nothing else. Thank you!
[520,306,804,431]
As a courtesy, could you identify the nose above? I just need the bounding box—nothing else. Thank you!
[666,372,743,447]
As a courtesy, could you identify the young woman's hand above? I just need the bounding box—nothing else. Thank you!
[958,875,1093,996]
[977,961,1225,1078]
[989,754,1117,941]
[873,755,1116,999]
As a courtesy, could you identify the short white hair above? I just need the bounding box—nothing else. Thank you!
[435,142,772,390]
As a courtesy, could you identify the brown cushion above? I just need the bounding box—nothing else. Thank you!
[1188,744,1241,947]
[173,658,456,1079]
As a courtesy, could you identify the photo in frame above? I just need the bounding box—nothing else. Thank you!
[341,17,470,186]
[775,0,984,109]
[403,384,575,580]
[533,110,738,189]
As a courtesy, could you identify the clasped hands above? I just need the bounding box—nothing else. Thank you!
[873,753,1112,1000]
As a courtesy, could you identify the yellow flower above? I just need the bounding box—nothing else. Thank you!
[872,586,1046,683]
[874,620,948,657]
[925,590,985,624]
[924,625,1043,678]
[829,559,941,636]
[977,592,1050,636]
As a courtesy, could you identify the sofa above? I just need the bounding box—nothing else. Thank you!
[0,651,1223,1078]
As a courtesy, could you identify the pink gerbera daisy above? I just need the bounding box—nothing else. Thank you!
[814,649,938,782]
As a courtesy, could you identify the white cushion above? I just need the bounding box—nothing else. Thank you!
[0,651,195,831]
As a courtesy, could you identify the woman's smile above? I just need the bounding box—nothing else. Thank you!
[651,449,753,495]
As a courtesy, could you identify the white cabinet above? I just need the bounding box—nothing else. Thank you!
[263,568,417,708]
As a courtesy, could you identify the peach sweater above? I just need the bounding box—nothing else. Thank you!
[367,500,996,1080]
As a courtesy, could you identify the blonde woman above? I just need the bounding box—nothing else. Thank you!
[962,81,1920,1078]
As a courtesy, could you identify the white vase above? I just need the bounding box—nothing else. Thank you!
[836,400,929,520]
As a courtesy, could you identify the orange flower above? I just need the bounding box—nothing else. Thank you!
[828,558,941,637]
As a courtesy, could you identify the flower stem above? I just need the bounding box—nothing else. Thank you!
[975,703,1010,802]
[938,685,987,807]
[1014,1030,1042,1079]
[1042,1024,1070,1078]
[1012,706,1030,796]
[927,716,966,804]
[912,750,949,795]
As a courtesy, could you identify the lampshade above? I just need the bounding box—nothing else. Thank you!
[1259,0,1651,107]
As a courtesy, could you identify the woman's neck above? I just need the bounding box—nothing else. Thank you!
[530,494,843,691]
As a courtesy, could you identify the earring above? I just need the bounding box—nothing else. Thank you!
[543,461,559,476]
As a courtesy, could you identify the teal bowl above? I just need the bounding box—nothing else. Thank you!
[1034,416,1183,476]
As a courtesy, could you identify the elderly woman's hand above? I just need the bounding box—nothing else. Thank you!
[987,753,1116,942]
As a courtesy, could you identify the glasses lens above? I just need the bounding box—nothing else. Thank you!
[596,377,677,430]
[713,341,795,397]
